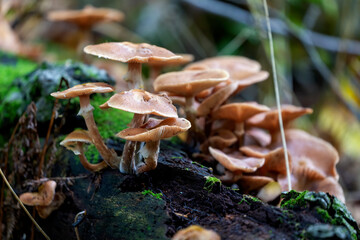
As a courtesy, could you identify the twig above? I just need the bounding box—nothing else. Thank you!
[24,175,90,186]
[262,0,291,190]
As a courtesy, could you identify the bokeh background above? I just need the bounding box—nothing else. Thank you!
[1,0,360,221]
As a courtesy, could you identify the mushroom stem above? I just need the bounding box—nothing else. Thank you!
[79,95,119,168]
[78,143,108,172]
[234,122,245,145]
[77,28,92,63]
[136,140,160,174]
[185,97,197,132]
[148,66,162,91]
[126,62,143,89]
[120,113,146,173]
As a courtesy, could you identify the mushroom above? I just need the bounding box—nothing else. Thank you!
[185,56,269,94]
[100,89,178,173]
[116,117,191,173]
[257,181,282,203]
[36,192,66,219]
[272,129,345,202]
[60,129,108,172]
[246,105,313,140]
[147,53,194,91]
[84,42,183,90]
[208,147,264,173]
[153,69,229,135]
[20,180,57,207]
[51,82,119,168]
[172,225,221,240]
[210,102,270,144]
[48,5,124,59]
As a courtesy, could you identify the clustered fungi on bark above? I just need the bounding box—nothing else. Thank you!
[18,41,345,221]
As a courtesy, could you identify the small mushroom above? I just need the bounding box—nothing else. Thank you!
[20,180,57,207]
[211,102,270,141]
[51,82,119,168]
[84,42,182,90]
[100,89,178,174]
[60,129,108,172]
[116,117,191,173]
[172,225,221,240]
[48,5,124,60]
[257,181,282,203]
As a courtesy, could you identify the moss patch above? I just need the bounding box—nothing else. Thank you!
[281,190,360,239]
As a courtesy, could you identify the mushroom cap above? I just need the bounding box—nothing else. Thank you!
[208,129,238,150]
[246,105,313,132]
[100,89,178,118]
[116,117,191,142]
[84,42,182,64]
[47,5,124,28]
[271,129,339,180]
[60,129,93,155]
[212,102,270,122]
[196,82,238,117]
[238,175,274,192]
[172,225,221,240]
[50,82,114,99]
[245,128,271,147]
[185,56,261,80]
[19,180,57,206]
[153,69,229,97]
[209,147,265,173]
[148,53,194,67]
[240,146,292,177]
[36,192,66,219]
[257,181,282,202]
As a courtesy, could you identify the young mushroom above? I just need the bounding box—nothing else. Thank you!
[84,42,183,90]
[116,117,191,173]
[100,89,179,174]
[51,82,119,168]
[20,180,58,218]
[48,5,124,60]
[60,129,108,172]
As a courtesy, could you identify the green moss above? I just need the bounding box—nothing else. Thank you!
[141,190,163,200]
[281,191,360,239]
[203,176,221,192]
[91,94,133,139]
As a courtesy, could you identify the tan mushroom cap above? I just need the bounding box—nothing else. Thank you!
[257,181,282,202]
[212,102,270,122]
[84,42,182,63]
[153,69,229,97]
[47,5,124,28]
[246,105,313,132]
[197,82,238,117]
[116,117,191,142]
[60,129,93,155]
[148,53,194,67]
[36,192,66,219]
[240,146,291,177]
[271,129,339,180]
[172,225,221,240]
[208,129,237,149]
[100,89,178,118]
[50,82,114,99]
[245,128,271,147]
[209,147,265,173]
[185,56,261,80]
[19,180,57,206]
[238,175,274,192]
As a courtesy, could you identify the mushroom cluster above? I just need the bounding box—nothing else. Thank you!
[153,55,345,202]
